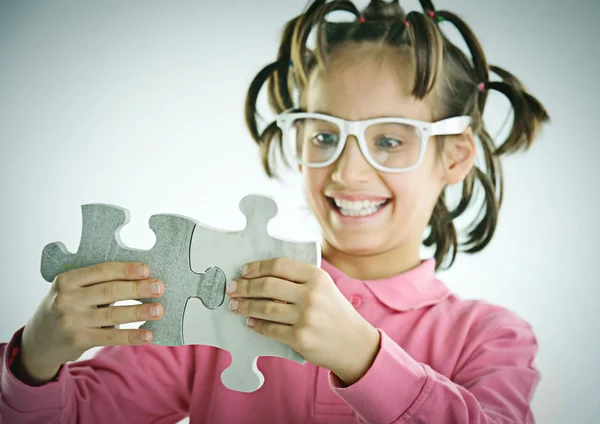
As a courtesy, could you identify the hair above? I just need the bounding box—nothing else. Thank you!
[244,0,550,270]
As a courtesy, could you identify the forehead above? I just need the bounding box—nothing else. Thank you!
[304,44,434,122]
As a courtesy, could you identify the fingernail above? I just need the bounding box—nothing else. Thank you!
[150,305,160,317]
[241,264,249,276]
[229,299,239,311]
[227,280,237,294]
[141,332,150,341]
[150,281,161,295]
[138,265,148,277]
[247,317,256,327]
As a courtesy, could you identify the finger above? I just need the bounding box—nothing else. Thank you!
[229,298,298,325]
[86,327,154,346]
[227,276,300,302]
[77,278,164,307]
[81,303,163,328]
[246,317,295,345]
[55,261,151,291]
[241,257,318,283]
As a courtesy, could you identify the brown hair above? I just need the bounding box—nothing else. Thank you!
[244,0,550,270]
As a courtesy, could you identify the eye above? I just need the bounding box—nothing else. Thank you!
[375,136,402,150]
[312,132,339,148]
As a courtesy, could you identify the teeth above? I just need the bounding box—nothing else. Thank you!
[332,198,387,217]
[339,207,379,217]
[333,199,386,209]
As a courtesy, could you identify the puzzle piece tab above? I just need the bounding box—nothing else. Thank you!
[40,204,227,346]
[184,193,321,392]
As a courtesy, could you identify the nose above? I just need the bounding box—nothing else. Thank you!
[330,135,372,186]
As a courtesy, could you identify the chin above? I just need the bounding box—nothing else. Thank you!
[323,229,396,257]
[332,242,385,257]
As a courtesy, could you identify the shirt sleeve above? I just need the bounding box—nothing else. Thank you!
[0,326,192,424]
[329,317,539,424]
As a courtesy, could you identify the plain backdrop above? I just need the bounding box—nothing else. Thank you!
[0,1,598,423]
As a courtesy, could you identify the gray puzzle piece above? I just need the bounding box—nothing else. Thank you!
[40,203,227,346]
[184,193,321,392]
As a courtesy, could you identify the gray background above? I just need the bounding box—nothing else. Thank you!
[0,1,598,423]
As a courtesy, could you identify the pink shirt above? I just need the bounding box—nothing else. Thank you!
[0,259,539,423]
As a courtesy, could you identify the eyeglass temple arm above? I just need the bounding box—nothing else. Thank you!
[430,116,472,136]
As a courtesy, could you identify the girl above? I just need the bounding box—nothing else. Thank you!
[0,0,549,423]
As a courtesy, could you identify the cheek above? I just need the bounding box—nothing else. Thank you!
[386,175,420,205]
[385,167,441,213]
[302,168,327,207]
[403,141,446,197]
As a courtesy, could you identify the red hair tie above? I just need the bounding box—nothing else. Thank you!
[358,16,365,23]
[478,82,486,93]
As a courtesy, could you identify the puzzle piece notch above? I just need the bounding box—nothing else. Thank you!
[185,193,321,392]
[40,203,227,346]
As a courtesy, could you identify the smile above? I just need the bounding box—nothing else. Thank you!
[327,197,391,217]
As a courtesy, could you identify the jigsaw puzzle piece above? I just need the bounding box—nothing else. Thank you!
[40,204,227,346]
[184,193,320,392]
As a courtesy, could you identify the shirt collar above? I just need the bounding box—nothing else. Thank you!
[321,258,451,312]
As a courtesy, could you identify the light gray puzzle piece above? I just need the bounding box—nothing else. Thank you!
[184,193,321,392]
[40,203,227,346]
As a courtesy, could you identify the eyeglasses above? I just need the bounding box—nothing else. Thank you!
[275,109,472,173]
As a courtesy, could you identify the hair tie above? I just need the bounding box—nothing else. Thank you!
[404,18,409,27]
[358,16,365,24]
[478,82,486,93]
[427,9,445,22]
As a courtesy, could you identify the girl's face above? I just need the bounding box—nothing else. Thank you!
[301,48,451,261]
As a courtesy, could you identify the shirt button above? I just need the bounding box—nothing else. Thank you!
[350,295,363,308]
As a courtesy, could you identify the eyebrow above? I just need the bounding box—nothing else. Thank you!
[305,108,412,121]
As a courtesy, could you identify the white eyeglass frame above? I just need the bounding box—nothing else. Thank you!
[275,108,472,173]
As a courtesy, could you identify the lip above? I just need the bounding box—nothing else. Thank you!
[325,194,392,224]
[325,192,391,202]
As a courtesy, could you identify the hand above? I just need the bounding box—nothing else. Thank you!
[20,262,164,383]
[226,257,381,385]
